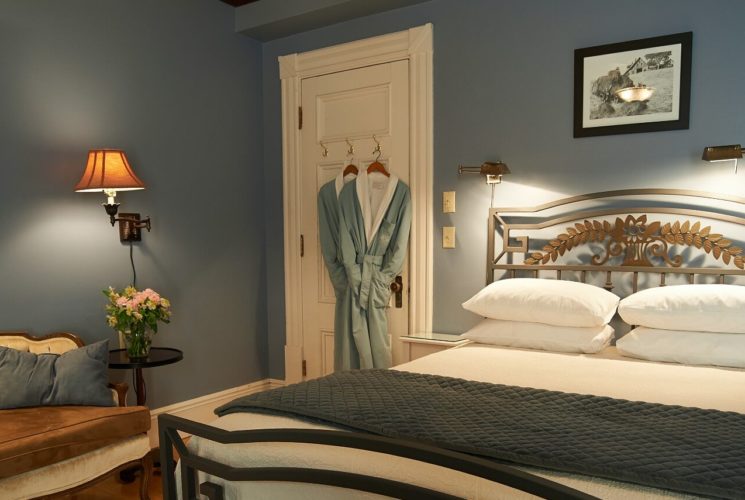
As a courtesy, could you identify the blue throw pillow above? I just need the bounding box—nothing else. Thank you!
[0,339,114,409]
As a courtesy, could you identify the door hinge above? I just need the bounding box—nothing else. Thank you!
[298,106,303,129]
[302,359,307,377]
[300,234,304,257]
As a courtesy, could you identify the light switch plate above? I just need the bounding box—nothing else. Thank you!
[443,191,455,213]
[443,226,456,248]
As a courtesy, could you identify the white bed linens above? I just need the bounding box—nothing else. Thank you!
[461,278,619,327]
[459,319,614,353]
[183,344,745,499]
[617,327,745,369]
[618,283,745,333]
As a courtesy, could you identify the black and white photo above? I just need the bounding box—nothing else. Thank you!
[574,32,692,137]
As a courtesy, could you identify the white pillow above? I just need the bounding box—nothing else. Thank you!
[618,284,745,334]
[617,327,745,369]
[460,319,614,353]
[462,278,619,327]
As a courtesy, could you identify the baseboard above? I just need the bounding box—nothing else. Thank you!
[147,378,285,447]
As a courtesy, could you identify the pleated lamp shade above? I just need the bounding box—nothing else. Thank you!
[74,149,146,192]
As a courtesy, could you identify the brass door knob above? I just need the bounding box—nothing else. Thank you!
[390,276,403,308]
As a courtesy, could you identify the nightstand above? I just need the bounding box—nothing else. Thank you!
[109,347,183,406]
[400,332,468,361]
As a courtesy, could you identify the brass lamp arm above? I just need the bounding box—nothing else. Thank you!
[458,161,511,185]
[458,162,511,176]
[112,215,151,231]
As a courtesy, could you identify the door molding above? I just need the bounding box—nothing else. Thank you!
[279,24,434,383]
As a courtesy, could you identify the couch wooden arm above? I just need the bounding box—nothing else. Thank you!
[108,382,129,407]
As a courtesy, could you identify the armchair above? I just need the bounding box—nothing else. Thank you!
[0,332,152,499]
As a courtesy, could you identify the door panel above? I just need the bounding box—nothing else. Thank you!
[300,60,410,379]
[318,85,390,140]
[321,330,334,377]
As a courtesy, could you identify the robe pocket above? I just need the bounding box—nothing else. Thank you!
[376,220,395,249]
[370,275,393,309]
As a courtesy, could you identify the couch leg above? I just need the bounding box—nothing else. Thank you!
[119,467,138,483]
[140,452,153,500]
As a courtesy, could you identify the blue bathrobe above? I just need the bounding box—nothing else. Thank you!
[338,171,412,369]
[318,171,357,370]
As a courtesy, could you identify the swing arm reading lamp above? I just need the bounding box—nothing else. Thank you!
[458,161,511,184]
[74,149,152,242]
[702,144,742,174]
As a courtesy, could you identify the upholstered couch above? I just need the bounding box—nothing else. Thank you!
[0,332,152,499]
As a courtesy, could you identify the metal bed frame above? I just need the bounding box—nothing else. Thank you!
[159,414,595,499]
[160,188,745,499]
[488,188,745,287]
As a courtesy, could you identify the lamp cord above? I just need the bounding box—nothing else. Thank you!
[129,240,137,288]
[128,240,140,406]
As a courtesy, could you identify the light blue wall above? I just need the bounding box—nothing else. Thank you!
[0,0,267,407]
[262,0,745,379]
[3,0,744,391]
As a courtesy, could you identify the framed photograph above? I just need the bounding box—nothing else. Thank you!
[574,32,692,138]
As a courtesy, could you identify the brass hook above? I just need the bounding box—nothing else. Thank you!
[345,138,354,156]
[319,141,328,158]
[372,134,382,161]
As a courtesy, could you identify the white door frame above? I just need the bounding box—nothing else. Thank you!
[279,23,434,383]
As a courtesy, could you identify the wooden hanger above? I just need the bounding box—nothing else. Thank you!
[367,161,389,177]
[367,135,390,177]
[343,138,359,177]
[343,163,358,177]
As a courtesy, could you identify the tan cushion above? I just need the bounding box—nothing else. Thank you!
[0,435,150,500]
[0,405,150,478]
[0,335,79,355]
[0,340,29,352]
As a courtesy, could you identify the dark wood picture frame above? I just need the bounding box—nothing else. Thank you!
[573,32,692,138]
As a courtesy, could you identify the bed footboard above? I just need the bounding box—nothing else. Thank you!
[158,414,595,500]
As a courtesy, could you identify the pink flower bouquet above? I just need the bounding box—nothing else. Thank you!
[104,286,171,359]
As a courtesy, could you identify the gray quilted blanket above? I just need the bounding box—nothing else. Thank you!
[215,369,745,499]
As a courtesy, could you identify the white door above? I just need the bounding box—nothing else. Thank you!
[300,60,410,379]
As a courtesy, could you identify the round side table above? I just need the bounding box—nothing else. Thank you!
[109,347,183,406]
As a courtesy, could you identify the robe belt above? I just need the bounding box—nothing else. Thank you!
[357,254,384,310]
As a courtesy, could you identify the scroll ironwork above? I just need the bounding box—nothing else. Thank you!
[523,215,744,269]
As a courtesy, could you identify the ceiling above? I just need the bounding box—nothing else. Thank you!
[219,0,259,6]
[230,0,431,41]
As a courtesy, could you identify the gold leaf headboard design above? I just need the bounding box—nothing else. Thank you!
[487,189,745,288]
[524,215,744,269]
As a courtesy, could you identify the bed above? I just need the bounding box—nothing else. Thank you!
[160,189,745,499]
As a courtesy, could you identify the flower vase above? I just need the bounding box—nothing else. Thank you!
[122,328,152,360]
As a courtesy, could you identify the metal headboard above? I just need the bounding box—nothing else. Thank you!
[488,189,745,292]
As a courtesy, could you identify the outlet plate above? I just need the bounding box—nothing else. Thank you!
[443,226,455,249]
[443,191,455,213]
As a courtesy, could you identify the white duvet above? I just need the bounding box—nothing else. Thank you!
[182,344,745,499]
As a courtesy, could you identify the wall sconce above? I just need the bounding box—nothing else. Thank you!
[702,144,742,173]
[74,149,152,241]
[458,161,511,184]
